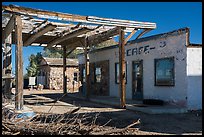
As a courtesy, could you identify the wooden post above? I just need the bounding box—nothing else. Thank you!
[4,34,12,100]
[63,45,67,94]
[15,15,23,110]
[84,37,90,99]
[2,40,6,100]
[119,27,126,108]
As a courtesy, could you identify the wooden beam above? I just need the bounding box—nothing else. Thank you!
[87,26,119,47]
[23,24,57,46]
[124,28,137,45]
[136,29,152,39]
[2,5,87,23]
[29,19,48,34]
[2,5,156,29]
[63,45,67,94]
[15,15,23,110]
[4,34,12,101]
[2,15,15,42]
[119,27,126,109]
[66,47,76,57]
[84,37,90,99]
[47,27,91,47]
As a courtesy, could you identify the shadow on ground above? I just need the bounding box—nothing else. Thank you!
[23,92,202,135]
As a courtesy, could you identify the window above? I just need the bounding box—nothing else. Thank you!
[95,67,102,83]
[115,62,127,84]
[73,72,78,81]
[155,57,174,86]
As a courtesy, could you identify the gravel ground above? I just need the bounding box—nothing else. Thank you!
[20,89,202,135]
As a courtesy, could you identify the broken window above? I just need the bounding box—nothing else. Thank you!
[115,62,127,84]
[155,57,174,86]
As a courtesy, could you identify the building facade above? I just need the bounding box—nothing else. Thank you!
[78,28,202,110]
[38,57,80,92]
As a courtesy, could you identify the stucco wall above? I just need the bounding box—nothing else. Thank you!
[187,47,202,110]
[78,30,189,107]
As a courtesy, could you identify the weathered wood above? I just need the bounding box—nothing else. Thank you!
[2,5,156,30]
[63,45,67,94]
[24,24,57,46]
[87,26,119,47]
[2,5,87,23]
[66,47,76,57]
[15,15,24,110]
[29,19,48,34]
[2,15,15,42]
[47,27,92,47]
[124,28,137,45]
[84,37,90,99]
[4,34,12,100]
[136,29,152,39]
[119,27,126,108]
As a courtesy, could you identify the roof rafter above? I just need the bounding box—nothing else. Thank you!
[2,14,16,42]
[87,26,119,47]
[23,23,57,46]
[47,27,92,47]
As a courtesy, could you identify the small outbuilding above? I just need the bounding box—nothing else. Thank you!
[38,57,80,92]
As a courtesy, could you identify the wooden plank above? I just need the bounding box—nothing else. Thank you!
[66,47,76,57]
[63,45,67,94]
[2,15,15,42]
[119,27,126,109]
[87,26,119,47]
[2,5,87,23]
[4,34,12,101]
[124,28,137,45]
[23,24,57,46]
[2,5,156,30]
[15,15,23,110]
[84,37,90,99]
[29,19,48,34]
[47,27,91,47]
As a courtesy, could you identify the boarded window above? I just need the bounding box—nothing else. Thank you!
[155,57,174,86]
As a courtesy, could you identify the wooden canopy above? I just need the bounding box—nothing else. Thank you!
[2,4,156,110]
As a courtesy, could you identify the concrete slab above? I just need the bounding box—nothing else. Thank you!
[66,92,188,114]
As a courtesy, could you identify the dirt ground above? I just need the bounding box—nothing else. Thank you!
[22,89,202,135]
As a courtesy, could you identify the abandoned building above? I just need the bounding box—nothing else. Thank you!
[78,27,202,110]
[37,57,80,91]
[3,4,201,111]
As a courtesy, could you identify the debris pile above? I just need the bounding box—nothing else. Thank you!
[2,104,140,135]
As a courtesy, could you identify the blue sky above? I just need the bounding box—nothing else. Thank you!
[2,2,202,75]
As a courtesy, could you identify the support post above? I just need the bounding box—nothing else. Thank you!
[2,40,6,99]
[84,37,90,99]
[15,15,23,110]
[119,27,126,108]
[4,34,12,101]
[63,45,67,94]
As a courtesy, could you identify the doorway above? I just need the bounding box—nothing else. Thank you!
[132,60,143,100]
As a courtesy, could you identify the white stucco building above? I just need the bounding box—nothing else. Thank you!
[78,27,202,110]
